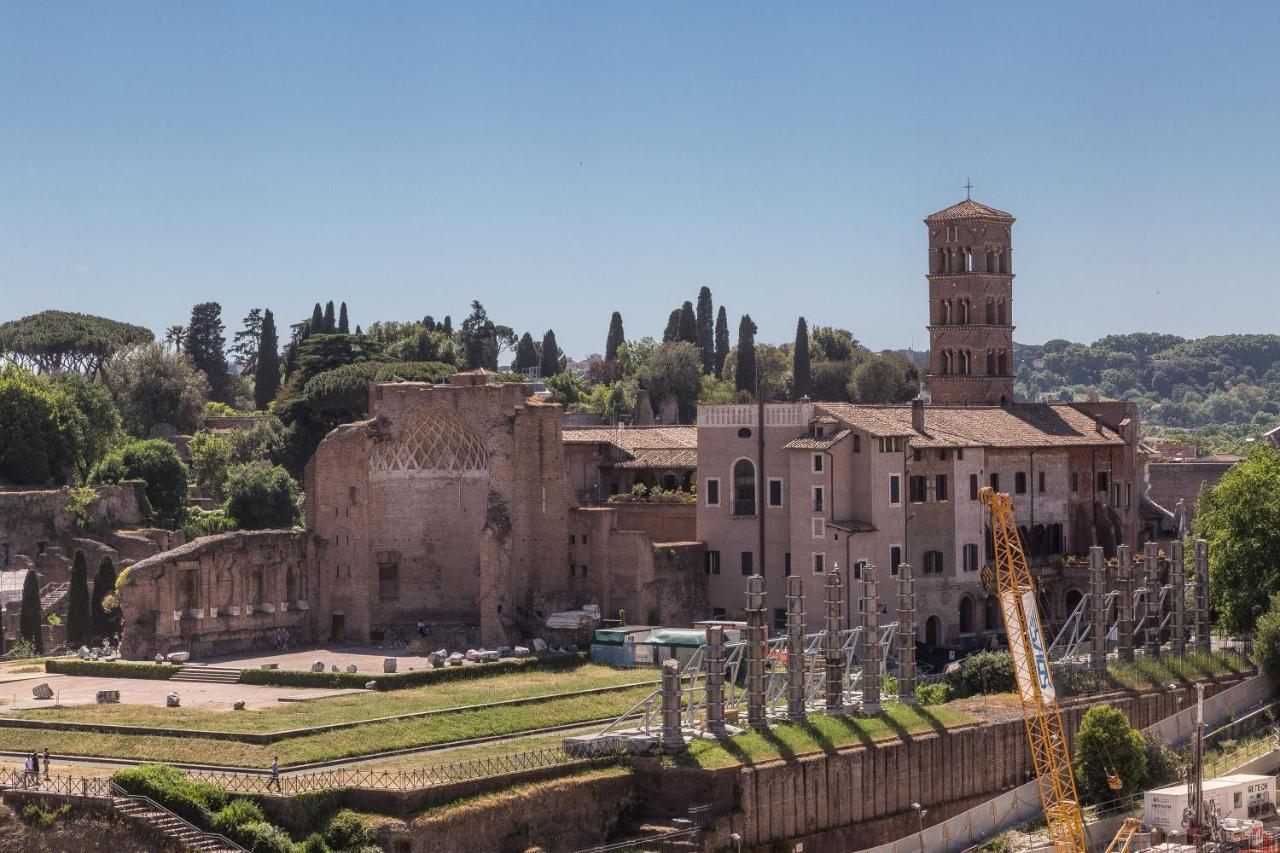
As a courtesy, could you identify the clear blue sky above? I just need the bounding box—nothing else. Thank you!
[3,2,1278,358]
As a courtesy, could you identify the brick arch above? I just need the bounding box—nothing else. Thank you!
[369,410,490,476]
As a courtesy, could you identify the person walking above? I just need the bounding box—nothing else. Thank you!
[42,748,50,780]
[268,756,281,792]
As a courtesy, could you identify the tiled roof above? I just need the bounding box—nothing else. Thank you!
[925,199,1015,222]
[784,429,852,450]
[828,518,876,533]
[814,403,1126,449]
[611,448,698,470]
[562,426,697,450]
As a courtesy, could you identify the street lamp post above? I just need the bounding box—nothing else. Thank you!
[912,801,927,853]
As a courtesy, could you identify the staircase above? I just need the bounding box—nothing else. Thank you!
[111,785,245,852]
[38,582,68,618]
[170,665,242,685]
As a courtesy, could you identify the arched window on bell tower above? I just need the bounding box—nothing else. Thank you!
[985,249,995,273]
[940,300,951,324]
[997,299,1008,325]
[985,298,996,324]
[1000,249,1011,274]
[998,350,1009,375]
[986,350,997,375]
[964,248,973,273]
[958,299,969,324]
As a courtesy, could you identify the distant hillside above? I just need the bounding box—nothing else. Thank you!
[1006,333,1280,453]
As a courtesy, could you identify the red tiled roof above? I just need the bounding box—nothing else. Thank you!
[925,199,1015,223]
[561,426,697,450]
[611,448,698,470]
[814,403,1126,449]
[784,429,852,450]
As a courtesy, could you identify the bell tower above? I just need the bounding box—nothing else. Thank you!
[924,196,1016,405]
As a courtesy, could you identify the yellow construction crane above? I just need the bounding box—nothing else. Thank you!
[980,487,1089,852]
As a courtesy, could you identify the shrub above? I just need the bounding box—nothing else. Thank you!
[914,682,951,705]
[184,505,240,540]
[113,764,227,825]
[1142,731,1182,789]
[225,463,300,530]
[1254,592,1280,677]
[46,659,174,680]
[299,835,331,853]
[239,651,587,691]
[92,439,188,521]
[323,809,374,850]
[946,651,1015,698]
[1072,705,1147,805]
[211,798,266,843]
[290,788,346,837]
[20,803,70,826]
[236,820,295,853]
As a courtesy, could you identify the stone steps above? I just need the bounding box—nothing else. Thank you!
[113,797,238,851]
[170,666,242,684]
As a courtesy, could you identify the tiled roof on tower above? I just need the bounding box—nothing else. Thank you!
[924,199,1015,222]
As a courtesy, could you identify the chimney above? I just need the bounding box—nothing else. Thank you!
[911,398,925,433]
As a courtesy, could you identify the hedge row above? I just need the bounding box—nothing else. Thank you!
[239,652,589,692]
[113,764,226,825]
[45,659,175,680]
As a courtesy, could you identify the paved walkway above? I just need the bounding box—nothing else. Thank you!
[201,645,447,673]
[0,672,359,711]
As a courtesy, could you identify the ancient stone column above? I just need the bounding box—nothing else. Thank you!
[660,658,685,752]
[897,562,917,705]
[786,576,806,722]
[1170,539,1186,657]
[861,562,882,715]
[1117,545,1135,663]
[1089,546,1107,674]
[704,624,726,736]
[1195,539,1211,654]
[745,575,767,730]
[824,567,845,715]
[1143,541,1161,657]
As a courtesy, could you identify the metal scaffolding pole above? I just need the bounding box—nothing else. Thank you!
[1117,545,1135,663]
[704,624,727,736]
[861,562,882,715]
[897,562,917,705]
[745,574,767,730]
[1195,539,1211,654]
[1170,539,1186,656]
[786,576,806,722]
[1144,541,1161,657]
[1089,546,1107,673]
[660,658,685,753]
[824,566,845,715]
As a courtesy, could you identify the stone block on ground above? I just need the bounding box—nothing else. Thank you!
[464,649,480,662]
[364,681,378,690]
[383,658,397,673]
[233,700,245,711]
[496,646,514,658]
[427,651,446,667]
[31,683,54,700]
[513,646,531,658]
[95,690,120,704]
[77,646,91,660]
[447,653,464,666]
[310,661,324,673]
[331,665,339,673]
[479,650,500,663]
[345,664,357,673]
[532,638,548,653]
[155,654,165,664]
[165,693,180,708]
[165,651,190,663]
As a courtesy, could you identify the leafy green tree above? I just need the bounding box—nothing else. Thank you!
[459,302,499,370]
[105,343,208,436]
[254,310,281,410]
[188,430,235,502]
[714,306,730,379]
[944,650,1015,697]
[1072,704,1147,804]
[851,355,914,403]
[542,372,584,408]
[0,310,151,376]
[810,326,860,363]
[676,301,698,346]
[186,302,230,402]
[230,309,263,375]
[1197,446,1280,632]
[792,317,811,400]
[55,373,122,478]
[642,342,702,424]
[605,312,625,363]
[163,325,186,354]
[338,302,350,334]
[734,314,758,395]
[225,464,301,530]
[0,366,86,484]
[1256,593,1280,677]
[696,288,715,374]
[92,556,120,638]
[92,439,189,521]
[540,330,562,378]
[66,549,93,647]
[812,360,854,402]
[386,327,455,364]
[19,569,43,654]
[513,333,538,375]
[1141,731,1182,790]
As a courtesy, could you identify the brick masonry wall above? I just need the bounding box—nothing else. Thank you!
[1148,461,1235,528]
[0,483,141,567]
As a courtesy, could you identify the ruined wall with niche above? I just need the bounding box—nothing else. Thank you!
[0,483,142,568]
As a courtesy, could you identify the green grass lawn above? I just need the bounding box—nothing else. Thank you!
[0,686,655,768]
[7,664,654,733]
[675,703,977,769]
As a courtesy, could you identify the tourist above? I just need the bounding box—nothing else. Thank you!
[268,756,281,792]
[281,628,289,652]
[42,748,49,780]
[416,620,426,637]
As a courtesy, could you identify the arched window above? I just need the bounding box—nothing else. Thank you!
[925,615,941,647]
[286,566,298,603]
[934,248,945,274]
[1000,250,1011,274]
[985,298,996,324]
[964,248,973,272]
[985,249,995,272]
[941,300,951,324]
[984,595,999,631]
[986,350,997,374]
[997,299,1008,325]
[661,472,677,491]
[732,459,756,517]
[1065,589,1084,617]
[959,596,974,634]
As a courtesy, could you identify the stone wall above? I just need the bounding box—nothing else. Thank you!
[606,503,696,543]
[1147,460,1235,528]
[118,529,311,659]
[0,484,142,568]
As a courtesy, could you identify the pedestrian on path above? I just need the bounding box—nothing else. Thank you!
[268,756,281,792]
[42,748,50,780]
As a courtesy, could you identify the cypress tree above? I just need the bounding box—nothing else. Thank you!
[423,315,437,333]
[677,301,698,345]
[323,301,336,333]
[254,309,281,410]
[735,314,758,395]
[714,306,730,378]
[696,287,715,373]
[282,340,298,379]
[540,330,561,378]
[19,569,42,654]
[354,325,362,337]
[663,308,682,343]
[67,549,92,647]
[442,316,453,336]
[92,556,120,639]
[338,302,350,334]
[605,312,625,362]
[185,301,231,403]
[513,332,538,375]
[311,303,324,332]
[793,317,811,400]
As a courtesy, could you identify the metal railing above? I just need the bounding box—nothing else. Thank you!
[186,743,620,794]
[0,769,112,798]
[110,781,247,852]
[1205,732,1280,779]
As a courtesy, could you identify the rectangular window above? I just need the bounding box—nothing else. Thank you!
[784,552,791,576]
[923,551,944,574]
[1125,482,1132,508]
[378,565,399,601]
[890,546,902,576]
[1097,471,1109,493]
[569,534,575,544]
[768,478,784,508]
[956,448,964,460]
[938,449,948,461]
[568,564,575,578]
[909,475,928,503]
[889,475,901,505]
[812,553,825,575]
[812,486,824,512]
[852,434,861,453]
[774,608,788,632]
[583,535,588,545]
[970,473,979,500]
[913,448,922,462]
[853,560,866,581]
[706,478,720,506]
[813,454,824,473]
[712,607,727,620]
[705,550,721,575]
[811,517,825,539]
[1015,472,1027,494]
[1038,471,1046,493]
[741,551,753,576]
[936,474,948,501]
[1113,484,1121,507]
[990,473,1000,492]
[815,425,825,438]
[1072,472,1079,492]
[964,543,979,572]
[581,564,588,575]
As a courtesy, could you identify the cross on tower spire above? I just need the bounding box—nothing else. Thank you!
[964,178,973,200]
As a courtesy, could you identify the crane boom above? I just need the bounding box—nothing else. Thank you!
[980,487,1089,852]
